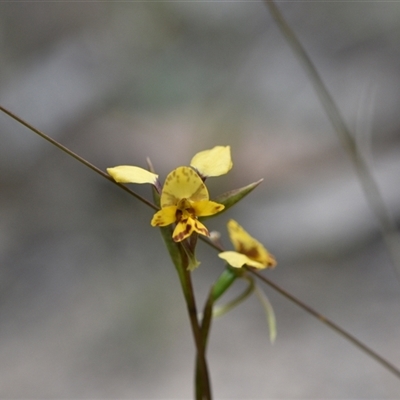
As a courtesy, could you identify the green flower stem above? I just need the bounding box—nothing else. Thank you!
[198,269,253,350]
[158,226,211,400]
[153,191,210,398]
[195,270,234,397]
[195,267,241,397]
[181,265,211,400]
[200,268,239,347]
[195,294,214,399]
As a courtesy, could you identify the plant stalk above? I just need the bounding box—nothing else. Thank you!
[263,0,400,280]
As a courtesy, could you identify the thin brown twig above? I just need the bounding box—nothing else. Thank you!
[0,105,158,211]
[250,269,400,380]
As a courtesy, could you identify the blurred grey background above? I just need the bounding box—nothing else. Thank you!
[0,2,400,398]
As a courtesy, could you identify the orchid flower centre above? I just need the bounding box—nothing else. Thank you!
[151,167,224,242]
[106,146,232,243]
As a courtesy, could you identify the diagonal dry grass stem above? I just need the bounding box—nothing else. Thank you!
[264,0,400,281]
[0,105,158,212]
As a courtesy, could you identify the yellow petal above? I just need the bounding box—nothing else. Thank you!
[218,251,266,269]
[172,217,209,242]
[151,206,177,227]
[107,166,158,184]
[172,220,194,242]
[191,218,209,237]
[192,200,224,217]
[190,146,233,177]
[161,166,209,208]
[227,219,276,268]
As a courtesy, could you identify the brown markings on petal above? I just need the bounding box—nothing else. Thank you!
[175,209,183,222]
[181,167,193,183]
[173,222,193,242]
[244,247,260,260]
[194,220,209,237]
[238,244,260,260]
[152,215,163,226]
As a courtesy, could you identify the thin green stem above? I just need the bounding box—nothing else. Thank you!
[0,105,158,211]
[195,267,241,398]
[195,290,214,400]
[179,259,212,400]
[158,227,212,400]
[263,0,400,280]
[250,269,400,380]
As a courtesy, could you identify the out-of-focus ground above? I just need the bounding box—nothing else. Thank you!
[0,2,399,398]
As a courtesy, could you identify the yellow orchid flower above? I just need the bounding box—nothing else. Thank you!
[190,145,232,178]
[151,166,224,242]
[218,219,276,269]
[106,146,232,242]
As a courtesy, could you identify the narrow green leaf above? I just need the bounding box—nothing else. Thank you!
[212,275,254,318]
[207,179,263,217]
[254,284,277,344]
[211,267,240,301]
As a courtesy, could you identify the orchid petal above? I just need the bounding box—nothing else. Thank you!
[107,166,158,185]
[226,220,276,268]
[151,206,177,227]
[172,218,209,242]
[161,166,208,207]
[190,146,233,178]
[193,200,224,217]
[218,251,266,269]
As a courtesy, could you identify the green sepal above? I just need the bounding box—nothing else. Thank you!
[181,235,201,271]
[206,179,263,217]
